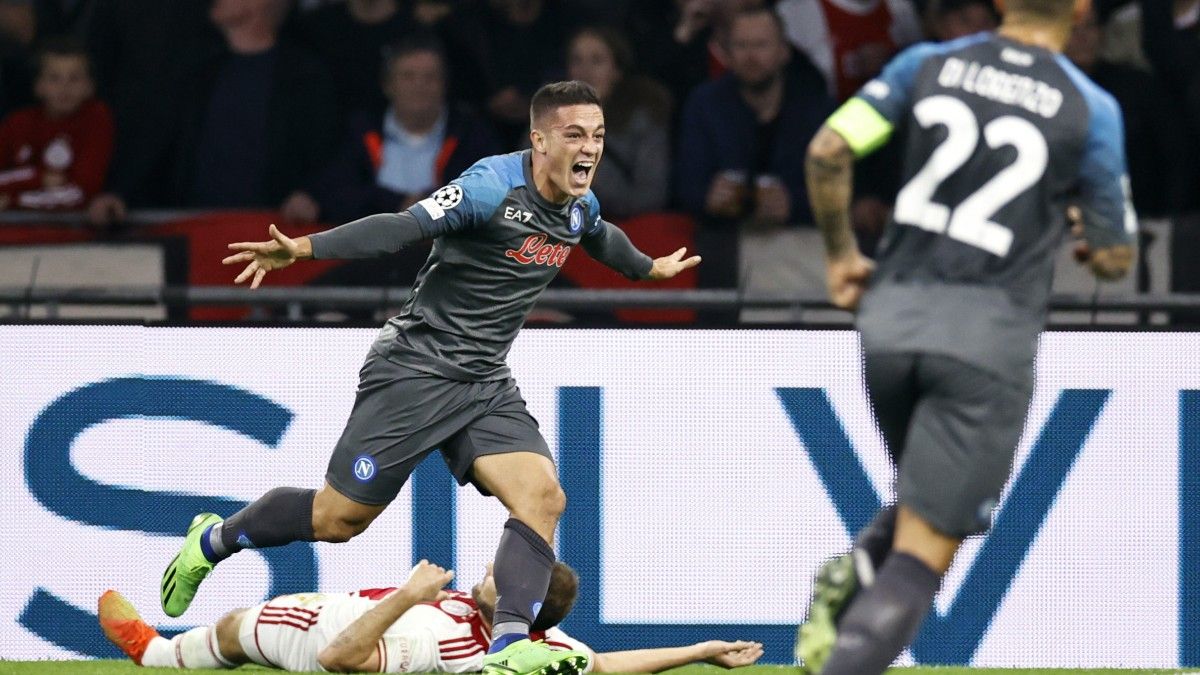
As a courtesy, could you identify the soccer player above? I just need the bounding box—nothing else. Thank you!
[796,0,1135,672]
[104,560,764,673]
[159,80,701,675]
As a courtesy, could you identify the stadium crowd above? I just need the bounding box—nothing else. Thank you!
[0,0,1194,298]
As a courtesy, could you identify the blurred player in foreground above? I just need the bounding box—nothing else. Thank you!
[798,0,1135,672]
[158,80,699,675]
[104,560,762,673]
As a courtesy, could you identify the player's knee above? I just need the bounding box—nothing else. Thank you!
[547,483,567,518]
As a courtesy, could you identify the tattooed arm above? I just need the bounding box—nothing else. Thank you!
[805,125,875,310]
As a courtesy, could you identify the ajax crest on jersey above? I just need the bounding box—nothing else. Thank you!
[353,455,377,482]
[569,203,583,233]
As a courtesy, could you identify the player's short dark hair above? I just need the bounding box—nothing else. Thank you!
[1005,0,1076,21]
[530,562,579,631]
[382,32,448,77]
[529,80,601,127]
[35,36,92,78]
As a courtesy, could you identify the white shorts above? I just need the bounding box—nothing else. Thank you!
[238,592,331,672]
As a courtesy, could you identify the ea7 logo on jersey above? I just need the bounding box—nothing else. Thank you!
[504,206,534,223]
[417,184,464,220]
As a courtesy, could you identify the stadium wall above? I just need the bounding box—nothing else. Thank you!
[0,325,1190,667]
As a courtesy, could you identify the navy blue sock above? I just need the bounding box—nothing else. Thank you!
[488,518,554,654]
[820,552,941,675]
[201,487,316,564]
[854,504,898,572]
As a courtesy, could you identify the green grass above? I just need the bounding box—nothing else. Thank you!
[0,663,1192,675]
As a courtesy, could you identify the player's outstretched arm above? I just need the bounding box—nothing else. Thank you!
[580,219,701,281]
[223,224,310,289]
[592,640,764,673]
[806,124,875,310]
[317,561,454,673]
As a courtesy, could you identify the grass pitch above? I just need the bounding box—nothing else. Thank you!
[0,663,1191,675]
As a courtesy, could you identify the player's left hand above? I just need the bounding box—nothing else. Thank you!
[826,251,875,311]
[700,640,764,668]
[649,247,702,280]
[402,560,455,602]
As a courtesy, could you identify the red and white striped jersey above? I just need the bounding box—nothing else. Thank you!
[312,589,593,673]
[776,0,922,101]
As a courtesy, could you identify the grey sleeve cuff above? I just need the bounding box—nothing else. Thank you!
[581,220,654,280]
[308,211,428,260]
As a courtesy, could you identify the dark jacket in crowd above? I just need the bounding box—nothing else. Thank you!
[313,104,499,223]
[675,63,833,225]
[170,42,339,209]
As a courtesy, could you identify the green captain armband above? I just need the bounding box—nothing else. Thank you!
[826,97,894,158]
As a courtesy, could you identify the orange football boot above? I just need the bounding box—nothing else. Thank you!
[98,589,159,665]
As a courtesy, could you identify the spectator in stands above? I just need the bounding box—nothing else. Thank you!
[85,0,216,221]
[776,0,922,102]
[299,0,414,117]
[675,6,832,303]
[479,0,573,148]
[311,33,498,223]
[31,0,97,41]
[89,0,339,225]
[1066,3,1189,219]
[925,0,997,40]
[0,36,111,210]
[0,0,34,115]
[566,26,672,220]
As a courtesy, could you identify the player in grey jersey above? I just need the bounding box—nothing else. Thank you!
[157,81,700,675]
[796,0,1134,672]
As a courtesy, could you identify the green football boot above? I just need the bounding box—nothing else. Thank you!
[482,639,589,675]
[160,513,223,618]
[795,552,864,674]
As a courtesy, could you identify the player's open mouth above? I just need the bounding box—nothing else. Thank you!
[571,161,594,184]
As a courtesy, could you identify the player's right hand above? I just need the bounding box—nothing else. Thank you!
[403,560,455,602]
[223,224,305,289]
[826,252,875,311]
[701,640,764,668]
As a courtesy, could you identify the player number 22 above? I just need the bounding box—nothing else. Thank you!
[894,95,1048,257]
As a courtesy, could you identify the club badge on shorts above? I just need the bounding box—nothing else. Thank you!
[353,455,377,482]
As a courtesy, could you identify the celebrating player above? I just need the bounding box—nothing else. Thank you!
[797,0,1134,672]
[106,560,763,673]
[158,80,700,675]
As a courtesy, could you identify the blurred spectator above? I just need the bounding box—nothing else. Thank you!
[409,0,494,109]
[32,0,97,41]
[89,0,339,225]
[312,33,499,223]
[479,0,573,147]
[299,0,414,117]
[567,26,672,219]
[1065,4,1189,218]
[675,6,833,299]
[924,0,997,40]
[776,0,922,101]
[86,0,216,221]
[0,36,111,210]
[0,0,34,115]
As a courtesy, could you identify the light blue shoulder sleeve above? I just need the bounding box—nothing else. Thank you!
[1058,56,1137,248]
[410,156,511,236]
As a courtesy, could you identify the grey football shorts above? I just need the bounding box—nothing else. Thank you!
[326,349,552,505]
[864,351,1034,538]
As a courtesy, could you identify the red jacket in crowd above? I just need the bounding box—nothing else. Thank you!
[0,98,114,210]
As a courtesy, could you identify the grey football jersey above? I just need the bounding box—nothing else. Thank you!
[375,150,650,381]
[847,34,1136,381]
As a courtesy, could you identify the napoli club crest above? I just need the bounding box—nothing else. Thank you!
[569,203,584,234]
